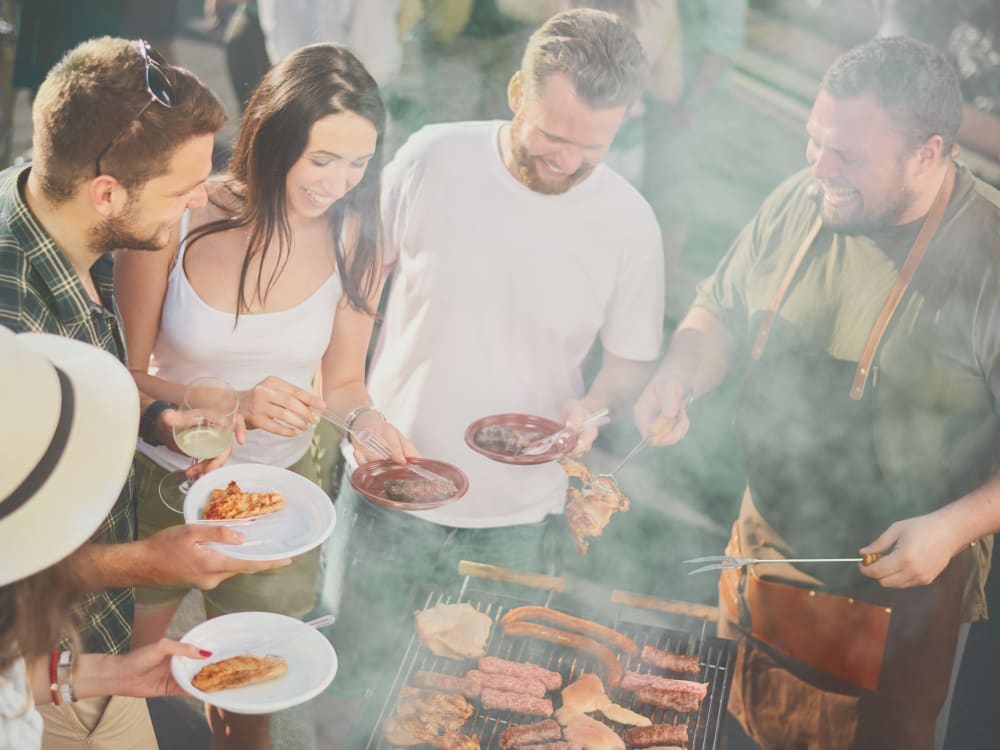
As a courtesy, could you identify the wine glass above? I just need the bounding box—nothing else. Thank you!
[159,376,239,513]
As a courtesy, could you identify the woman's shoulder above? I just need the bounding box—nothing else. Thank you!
[189,179,244,229]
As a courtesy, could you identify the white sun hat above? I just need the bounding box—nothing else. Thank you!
[0,326,140,586]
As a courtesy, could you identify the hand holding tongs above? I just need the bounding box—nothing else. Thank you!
[322,410,455,489]
[683,553,884,575]
[519,408,611,456]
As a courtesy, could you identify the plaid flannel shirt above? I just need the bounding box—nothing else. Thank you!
[0,165,135,655]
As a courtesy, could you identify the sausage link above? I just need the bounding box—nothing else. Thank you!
[501,606,638,656]
[501,620,623,686]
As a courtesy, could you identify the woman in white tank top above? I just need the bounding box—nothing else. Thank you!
[115,44,415,750]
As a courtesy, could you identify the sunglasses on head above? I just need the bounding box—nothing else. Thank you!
[95,40,174,177]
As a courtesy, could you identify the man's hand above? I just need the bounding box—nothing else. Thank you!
[142,524,291,590]
[561,399,604,456]
[633,380,692,446]
[859,510,965,588]
[350,412,419,465]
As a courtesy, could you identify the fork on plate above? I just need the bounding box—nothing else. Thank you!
[321,410,456,488]
[518,408,611,457]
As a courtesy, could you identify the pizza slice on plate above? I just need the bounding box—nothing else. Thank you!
[203,480,285,520]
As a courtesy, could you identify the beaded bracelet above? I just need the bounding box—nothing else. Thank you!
[56,649,76,704]
[48,650,61,706]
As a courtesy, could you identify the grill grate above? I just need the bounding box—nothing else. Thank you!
[362,583,736,750]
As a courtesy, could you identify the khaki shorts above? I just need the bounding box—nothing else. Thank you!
[40,696,155,750]
[134,420,340,617]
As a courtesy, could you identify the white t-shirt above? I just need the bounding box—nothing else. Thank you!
[368,121,664,528]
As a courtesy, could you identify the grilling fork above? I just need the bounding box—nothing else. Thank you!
[321,410,456,488]
[582,390,693,492]
[683,553,884,575]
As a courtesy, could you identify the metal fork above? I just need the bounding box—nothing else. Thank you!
[588,388,694,491]
[683,554,882,575]
[519,408,611,456]
[322,410,456,488]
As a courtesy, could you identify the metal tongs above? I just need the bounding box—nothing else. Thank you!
[683,553,883,575]
[321,410,456,489]
[518,408,611,456]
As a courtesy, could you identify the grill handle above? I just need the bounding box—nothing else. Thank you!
[457,560,566,592]
[611,590,719,622]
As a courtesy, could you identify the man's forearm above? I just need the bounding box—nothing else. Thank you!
[582,355,656,417]
[70,540,160,590]
[936,471,1000,552]
[654,306,735,397]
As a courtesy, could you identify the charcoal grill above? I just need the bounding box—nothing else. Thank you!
[361,571,736,750]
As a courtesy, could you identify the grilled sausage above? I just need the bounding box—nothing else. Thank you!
[640,645,700,674]
[501,621,623,686]
[465,669,547,698]
[498,719,562,749]
[634,686,704,713]
[623,723,689,747]
[500,606,638,657]
[480,687,553,716]
[478,656,563,690]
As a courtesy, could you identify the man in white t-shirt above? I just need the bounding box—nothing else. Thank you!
[323,8,664,702]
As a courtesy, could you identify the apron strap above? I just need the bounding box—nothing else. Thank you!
[751,216,822,360]
[751,162,958,400]
[849,161,957,400]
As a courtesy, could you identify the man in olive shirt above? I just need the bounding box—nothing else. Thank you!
[635,37,1000,750]
[0,38,289,749]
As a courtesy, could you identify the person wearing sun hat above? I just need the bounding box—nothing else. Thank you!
[0,326,215,749]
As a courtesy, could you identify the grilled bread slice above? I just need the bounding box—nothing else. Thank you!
[191,654,288,692]
[203,480,285,520]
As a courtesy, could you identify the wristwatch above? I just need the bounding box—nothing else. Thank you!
[140,400,177,447]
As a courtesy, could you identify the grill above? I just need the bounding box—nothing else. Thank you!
[361,575,736,750]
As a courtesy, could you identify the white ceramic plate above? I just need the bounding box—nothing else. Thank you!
[172,611,338,714]
[184,463,335,561]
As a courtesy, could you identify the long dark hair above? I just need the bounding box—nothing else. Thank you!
[186,44,387,317]
[0,560,81,675]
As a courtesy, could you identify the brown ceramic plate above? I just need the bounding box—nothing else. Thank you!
[464,413,576,465]
[350,459,469,511]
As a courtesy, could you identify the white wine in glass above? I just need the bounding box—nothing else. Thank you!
[159,377,239,513]
[174,423,235,459]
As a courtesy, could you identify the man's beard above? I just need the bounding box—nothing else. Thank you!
[814,176,915,236]
[89,204,167,255]
[510,114,594,195]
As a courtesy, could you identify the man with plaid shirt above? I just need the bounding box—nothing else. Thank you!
[0,38,290,750]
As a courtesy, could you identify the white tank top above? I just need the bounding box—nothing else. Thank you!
[138,215,342,471]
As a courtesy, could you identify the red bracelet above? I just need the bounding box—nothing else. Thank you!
[49,649,61,706]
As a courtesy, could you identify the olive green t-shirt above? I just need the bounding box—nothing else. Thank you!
[694,163,1000,621]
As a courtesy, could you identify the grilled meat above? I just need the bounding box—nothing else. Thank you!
[203,480,285,520]
[383,478,457,503]
[191,654,287,692]
[473,425,542,454]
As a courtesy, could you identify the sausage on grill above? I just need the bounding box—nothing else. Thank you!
[623,723,689,747]
[498,719,562,749]
[501,621,623,686]
[481,687,553,716]
[465,669,547,698]
[478,656,563,690]
[501,606,638,656]
[640,645,700,674]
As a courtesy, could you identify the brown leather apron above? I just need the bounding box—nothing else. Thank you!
[722,167,968,749]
